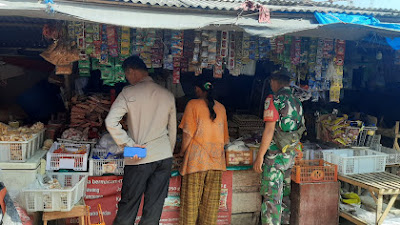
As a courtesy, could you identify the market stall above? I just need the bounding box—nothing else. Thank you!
[1,1,400,225]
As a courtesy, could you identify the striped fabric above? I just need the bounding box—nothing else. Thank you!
[180,170,222,225]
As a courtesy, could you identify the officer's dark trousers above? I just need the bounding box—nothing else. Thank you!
[113,158,173,225]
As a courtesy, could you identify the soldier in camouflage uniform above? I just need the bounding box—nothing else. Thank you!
[253,73,305,225]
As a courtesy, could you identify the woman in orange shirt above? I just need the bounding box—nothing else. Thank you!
[179,80,229,225]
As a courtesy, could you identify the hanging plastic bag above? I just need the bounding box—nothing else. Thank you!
[98,133,120,154]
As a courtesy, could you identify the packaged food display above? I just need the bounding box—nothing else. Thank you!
[0,122,45,162]
[23,173,88,212]
[89,148,124,176]
[46,142,90,171]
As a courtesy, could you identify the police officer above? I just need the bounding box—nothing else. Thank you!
[253,72,305,225]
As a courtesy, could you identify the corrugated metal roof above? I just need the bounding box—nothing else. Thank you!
[112,0,400,16]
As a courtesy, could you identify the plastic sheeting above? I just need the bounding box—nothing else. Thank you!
[315,12,400,49]
[386,37,400,50]
[315,12,380,25]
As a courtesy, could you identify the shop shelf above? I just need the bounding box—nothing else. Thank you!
[22,172,88,212]
[46,142,90,171]
[322,149,387,175]
[0,134,39,163]
[232,114,264,128]
[89,148,124,176]
[292,159,337,184]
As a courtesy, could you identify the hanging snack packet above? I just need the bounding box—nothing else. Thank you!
[120,27,131,57]
[100,66,113,80]
[107,26,118,57]
[91,58,100,70]
[213,55,223,79]
[107,26,118,46]
[78,59,91,77]
[329,85,341,103]
[209,31,217,43]
[171,30,183,40]
[67,22,75,41]
[114,64,126,83]
[173,68,180,84]
[335,39,346,55]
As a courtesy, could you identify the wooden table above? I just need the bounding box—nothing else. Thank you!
[338,172,400,225]
[43,200,87,225]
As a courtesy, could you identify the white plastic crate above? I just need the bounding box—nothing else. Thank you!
[322,149,387,175]
[22,173,88,212]
[0,150,47,200]
[46,142,90,171]
[376,146,400,165]
[36,129,46,148]
[0,136,38,162]
[303,149,323,160]
[89,148,124,176]
[302,143,331,160]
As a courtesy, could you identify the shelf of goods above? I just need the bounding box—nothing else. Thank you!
[322,149,387,175]
[232,114,264,136]
[46,142,90,171]
[22,173,88,212]
[0,129,45,163]
[89,148,124,176]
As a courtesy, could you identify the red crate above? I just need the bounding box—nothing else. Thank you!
[291,160,337,184]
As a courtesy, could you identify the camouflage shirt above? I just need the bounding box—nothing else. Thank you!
[264,87,305,156]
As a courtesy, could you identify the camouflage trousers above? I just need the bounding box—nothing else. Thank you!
[260,151,296,225]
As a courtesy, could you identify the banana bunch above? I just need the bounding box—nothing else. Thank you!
[341,192,361,205]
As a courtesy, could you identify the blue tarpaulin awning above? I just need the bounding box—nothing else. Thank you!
[314,12,400,50]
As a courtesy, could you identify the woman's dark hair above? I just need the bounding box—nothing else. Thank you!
[195,80,216,121]
[122,55,148,72]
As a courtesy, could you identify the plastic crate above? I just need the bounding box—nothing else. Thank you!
[302,149,323,160]
[378,146,400,165]
[46,142,90,171]
[232,114,264,128]
[350,126,378,147]
[0,135,38,162]
[22,173,88,212]
[292,160,338,184]
[36,129,46,148]
[322,149,387,175]
[89,148,124,176]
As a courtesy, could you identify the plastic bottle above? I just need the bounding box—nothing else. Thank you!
[366,124,376,146]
